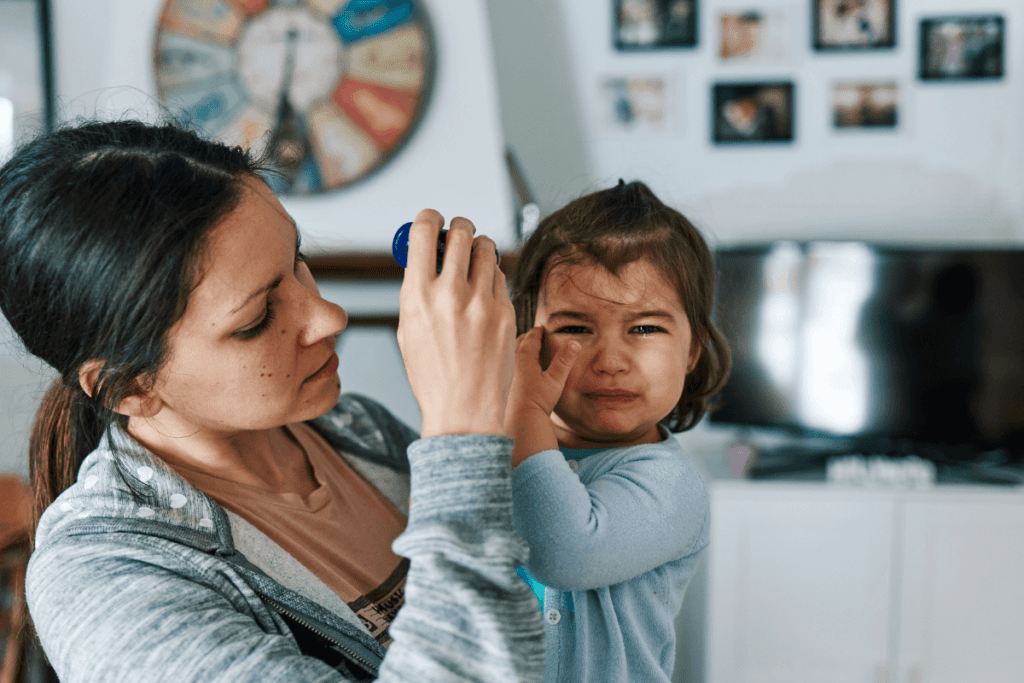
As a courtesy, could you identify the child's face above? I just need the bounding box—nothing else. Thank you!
[535,258,700,449]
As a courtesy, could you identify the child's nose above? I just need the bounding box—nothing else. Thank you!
[589,338,631,375]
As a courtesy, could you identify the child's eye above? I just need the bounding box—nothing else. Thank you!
[555,325,590,334]
[633,325,666,335]
[237,302,276,340]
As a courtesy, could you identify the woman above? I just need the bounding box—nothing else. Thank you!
[0,120,543,682]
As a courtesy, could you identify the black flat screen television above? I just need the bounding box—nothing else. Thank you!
[710,242,1024,466]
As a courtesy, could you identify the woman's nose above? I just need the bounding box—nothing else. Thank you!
[299,294,348,348]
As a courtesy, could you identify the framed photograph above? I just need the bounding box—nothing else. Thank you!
[713,82,794,144]
[0,0,54,160]
[598,75,675,133]
[719,8,792,64]
[813,0,895,51]
[833,81,898,130]
[615,0,697,50]
[919,16,1004,81]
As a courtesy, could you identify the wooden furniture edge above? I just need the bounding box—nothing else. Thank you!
[305,252,521,281]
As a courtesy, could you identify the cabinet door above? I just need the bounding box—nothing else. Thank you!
[707,484,897,683]
[896,494,1024,683]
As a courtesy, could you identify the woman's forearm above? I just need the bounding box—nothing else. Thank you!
[379,434,545,682]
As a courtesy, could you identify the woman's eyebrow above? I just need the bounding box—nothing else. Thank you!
[230,275,284,315]
[229,224,300,315]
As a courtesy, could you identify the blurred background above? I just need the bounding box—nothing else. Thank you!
[1,1,1023,681]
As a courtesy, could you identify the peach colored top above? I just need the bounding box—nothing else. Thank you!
[171,422,407,647]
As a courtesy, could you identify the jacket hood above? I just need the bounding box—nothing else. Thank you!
[35,426,232,552]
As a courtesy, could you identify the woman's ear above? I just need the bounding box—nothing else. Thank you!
[78,360,163,418]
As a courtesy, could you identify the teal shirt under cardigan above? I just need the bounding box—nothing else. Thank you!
[511,424,710,683]
[26,393,544,683]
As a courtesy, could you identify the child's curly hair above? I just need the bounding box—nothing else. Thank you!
[510,180,731,432]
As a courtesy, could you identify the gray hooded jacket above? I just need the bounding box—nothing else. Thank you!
[26,393,544,682]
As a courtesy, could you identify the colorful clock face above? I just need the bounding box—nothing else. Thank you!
[153,0,435,195]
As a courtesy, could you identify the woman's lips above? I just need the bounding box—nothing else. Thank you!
[305,352,339,382]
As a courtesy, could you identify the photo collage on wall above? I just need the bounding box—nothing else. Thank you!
[598,75,674,133]
[609,1,1006,144]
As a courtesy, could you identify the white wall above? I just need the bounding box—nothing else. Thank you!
[483,0,597,213]
[496,0,1024,247]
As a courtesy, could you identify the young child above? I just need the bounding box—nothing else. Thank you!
[505,179,731,683]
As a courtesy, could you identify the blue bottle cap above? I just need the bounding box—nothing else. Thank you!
[392,222,413,268]
[392,222,498,273]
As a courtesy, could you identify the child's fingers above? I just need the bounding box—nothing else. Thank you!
[515,326,544,356]
[547,340,581,384]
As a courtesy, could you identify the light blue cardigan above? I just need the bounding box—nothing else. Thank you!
[511,424,710,683]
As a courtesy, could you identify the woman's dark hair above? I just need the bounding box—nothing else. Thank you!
[0,119,268,538]
[510,179,732,432]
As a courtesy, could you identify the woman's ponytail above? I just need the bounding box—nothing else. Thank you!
[27,378,109,545]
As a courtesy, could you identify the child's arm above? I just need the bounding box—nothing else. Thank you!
[512,447,709,591]
[504,325,580,468]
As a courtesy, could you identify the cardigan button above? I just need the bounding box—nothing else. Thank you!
[567,459,579,471]
[544,608,561,625]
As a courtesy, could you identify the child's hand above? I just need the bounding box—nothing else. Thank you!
[505,326,581,432]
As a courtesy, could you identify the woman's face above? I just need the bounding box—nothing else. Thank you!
[136,178,347,440]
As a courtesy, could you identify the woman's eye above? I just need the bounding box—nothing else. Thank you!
[237,302,276,340]
[294,250,306,273]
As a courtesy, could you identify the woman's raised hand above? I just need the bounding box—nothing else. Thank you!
[397,209,516,438]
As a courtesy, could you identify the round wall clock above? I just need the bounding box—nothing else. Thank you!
[153,0,435,195]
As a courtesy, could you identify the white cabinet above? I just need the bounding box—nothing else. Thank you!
[706,482,1024,683]
[896,495,1024,683]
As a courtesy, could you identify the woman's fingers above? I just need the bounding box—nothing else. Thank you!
[442,216,476,280]
[492,253,507,301]
[398,210,515,437]
[468,235,499,289]
[407,209,444,283]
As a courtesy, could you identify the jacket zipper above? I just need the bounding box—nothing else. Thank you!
[260,594,379,675]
